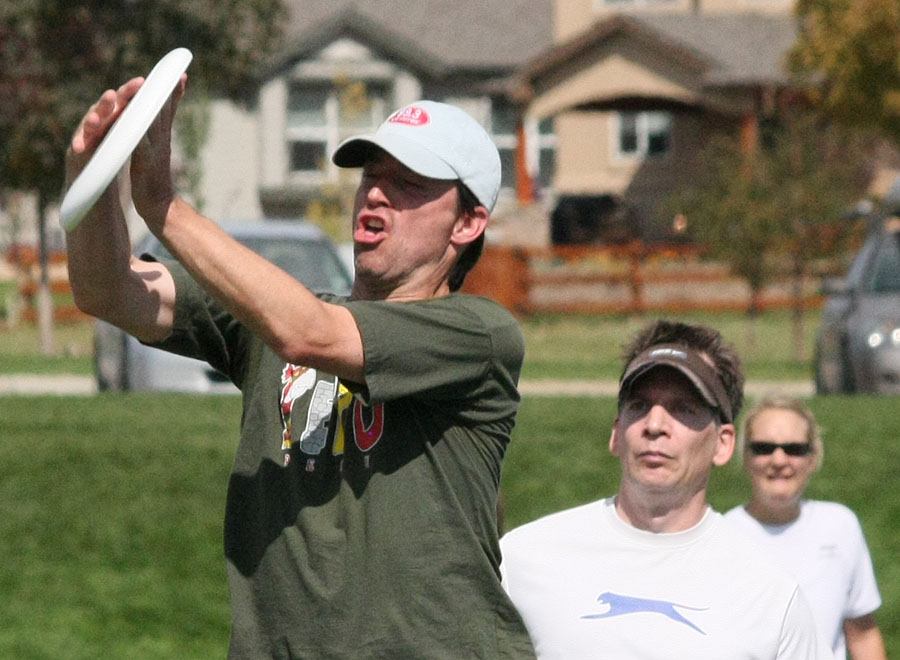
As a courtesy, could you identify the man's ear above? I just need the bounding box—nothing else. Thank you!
[712,423,736,467]
[609,417,621,456]
[451,205,488,248]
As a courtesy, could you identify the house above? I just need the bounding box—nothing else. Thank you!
[511,0,799,243]
[3,0,808,252]
[194,0,810,247]
[194,0,556,235]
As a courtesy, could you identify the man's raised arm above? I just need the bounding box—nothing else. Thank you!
[64,78,177,344]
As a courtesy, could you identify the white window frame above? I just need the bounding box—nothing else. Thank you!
[612,110,672,161]
[490,99,556,195]
[285,79,390,185]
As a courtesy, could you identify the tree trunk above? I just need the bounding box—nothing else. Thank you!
[745,289,761,359]
[37,190,54,356]
[791,260,807,363]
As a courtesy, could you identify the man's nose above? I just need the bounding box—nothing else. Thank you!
[644,404,669,436]
[363,178,389,204]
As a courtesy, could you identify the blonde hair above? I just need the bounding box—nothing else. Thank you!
[740,396,823,470]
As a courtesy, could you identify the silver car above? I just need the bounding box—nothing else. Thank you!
[814,218,900,394]
[94,220,353,392]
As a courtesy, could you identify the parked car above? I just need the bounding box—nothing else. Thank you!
[814,218,900,394]
[94,220,353,392]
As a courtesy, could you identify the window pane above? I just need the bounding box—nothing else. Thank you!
[288,84,330,127]
[499,148,516,189]
[492,100,518,136]
[867,239,900,293]
[339,81,389,129]
[619,112,638,153]
[538,116,554,136]
[646,111,671,155]
[290,141,327,171]
[538,148,555,188]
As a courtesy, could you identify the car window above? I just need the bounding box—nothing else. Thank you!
[844,237,877,288]
[241,237,351,295]
[863,234,900,293]
[142,233,352,295]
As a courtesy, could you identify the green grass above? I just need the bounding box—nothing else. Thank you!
[0,395,240,659]
[0,310,819,381]
[0,322,94,375]
[502,395,900,657]
[520,309,820,381]
[0,393,897,657]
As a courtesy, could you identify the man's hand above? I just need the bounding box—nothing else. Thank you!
[65,78,144,186]
[130,75,187,230]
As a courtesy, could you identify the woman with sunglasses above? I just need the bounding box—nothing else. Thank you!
[725,396,886,660]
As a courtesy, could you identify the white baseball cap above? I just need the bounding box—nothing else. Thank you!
[332,100,502,212]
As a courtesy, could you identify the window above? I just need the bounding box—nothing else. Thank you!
[491,99,556,192]
[866,236,900,293]
[616,110,672,158]
[286,80,390,175]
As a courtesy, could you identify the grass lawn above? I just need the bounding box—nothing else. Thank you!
[0,309,820,382]
[0,322,94,375]
[0,395,240,659]
[0,392,897,657]
[520,309,821,381]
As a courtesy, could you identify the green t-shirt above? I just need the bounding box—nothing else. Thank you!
[153,262,535,659]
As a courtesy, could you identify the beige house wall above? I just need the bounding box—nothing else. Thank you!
[554,0,794,42]
[526,43,713,201]
[526,40,704,121]
[553,108,708,195]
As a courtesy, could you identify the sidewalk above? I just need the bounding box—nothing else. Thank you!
[519,379,814,398]
[0,374,814,398]
[0,374,97,395]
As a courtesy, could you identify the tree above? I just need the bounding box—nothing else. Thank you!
[789,0,900,142]
[0,0,286,352]
[669,113,872,359]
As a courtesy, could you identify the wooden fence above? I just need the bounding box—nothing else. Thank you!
[4,245,88,323]
[3,241,830,324]
[463,242,827,315]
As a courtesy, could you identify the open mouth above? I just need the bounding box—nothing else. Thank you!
[355,215,387,243]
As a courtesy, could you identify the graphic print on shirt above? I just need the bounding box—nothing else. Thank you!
[582,592,708,634]
[279,364,337,458]
[281,366,386,469]
[352,399,385,451]
[332,388,385,468]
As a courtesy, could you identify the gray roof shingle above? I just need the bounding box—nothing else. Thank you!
[275,4,796,90]
[279,0,554,73]
[637,13,797,85]
[516,11,798,92]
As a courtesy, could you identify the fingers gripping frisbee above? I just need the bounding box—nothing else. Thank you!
[60,48,193,231]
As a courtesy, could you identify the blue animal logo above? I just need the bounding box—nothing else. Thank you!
[582,592,708,634]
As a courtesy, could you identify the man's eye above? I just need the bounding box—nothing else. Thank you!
[625,400,649,414]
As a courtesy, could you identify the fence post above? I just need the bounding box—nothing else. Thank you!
[462,245,529,313]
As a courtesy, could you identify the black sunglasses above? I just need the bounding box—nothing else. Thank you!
[748,441,812,457]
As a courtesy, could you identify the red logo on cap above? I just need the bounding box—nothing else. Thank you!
[388,106,430,127]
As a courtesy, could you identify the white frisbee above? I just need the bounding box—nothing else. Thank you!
[60,47,193,230]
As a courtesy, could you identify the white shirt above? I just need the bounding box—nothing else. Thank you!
[500,498,826,660]
[726,500,882,660]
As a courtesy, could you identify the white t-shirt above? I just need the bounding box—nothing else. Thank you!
[500,497,825,660]
[725,501,882,660]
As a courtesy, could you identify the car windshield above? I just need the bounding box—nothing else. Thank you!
[144,234,352,295]
[241,237,351,294]
[863,233,900,293]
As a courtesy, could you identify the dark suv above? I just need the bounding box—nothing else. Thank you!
[814,218,900,394]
